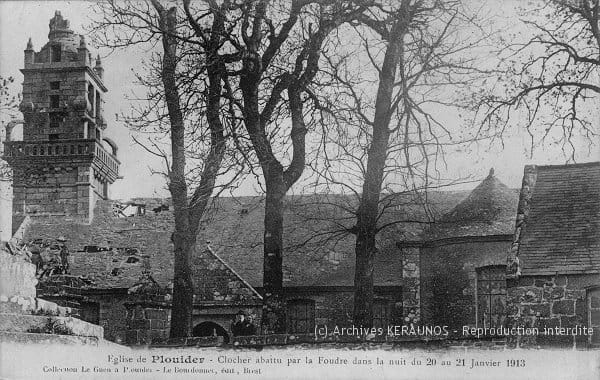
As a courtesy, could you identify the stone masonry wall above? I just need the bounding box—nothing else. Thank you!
[401,247,420,325]
[124,302,170,345]
[11,164,94,219]
[283,288,403,332]
[506,274,600,348]
[21,70,88,141]
[420,239,511,330]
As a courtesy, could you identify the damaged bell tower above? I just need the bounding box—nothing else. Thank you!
[2,11,119,222]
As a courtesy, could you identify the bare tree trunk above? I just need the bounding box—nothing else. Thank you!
[353,15,406,327]
[262,171,287,333]
[151,3,195,339]
[152,1,227,339]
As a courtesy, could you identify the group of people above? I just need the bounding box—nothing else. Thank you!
[230,310,256,336]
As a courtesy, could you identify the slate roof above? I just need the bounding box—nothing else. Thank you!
[427,169,519,240]
[21,191,465,290]
[517,162,600,275]
[22,170,518,291]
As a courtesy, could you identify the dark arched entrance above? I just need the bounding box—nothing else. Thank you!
[192,321,230,344]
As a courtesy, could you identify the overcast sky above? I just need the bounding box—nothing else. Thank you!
[0,0,598,200]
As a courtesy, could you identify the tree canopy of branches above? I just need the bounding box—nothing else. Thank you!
[306,0,491,326]
[479,0,599,158]
[91,0,241,338]
[93,0,370,335]
[179,0,368,334]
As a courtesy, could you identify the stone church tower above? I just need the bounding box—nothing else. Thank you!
[2,11,119,222]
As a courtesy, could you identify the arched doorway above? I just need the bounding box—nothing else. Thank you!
[192,321,230,344]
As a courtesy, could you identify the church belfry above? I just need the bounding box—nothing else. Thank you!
[2,11,119,222]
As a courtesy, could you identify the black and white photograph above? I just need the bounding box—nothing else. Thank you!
[0,0,598,379]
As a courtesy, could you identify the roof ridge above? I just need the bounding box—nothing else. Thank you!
[532,161,600,170]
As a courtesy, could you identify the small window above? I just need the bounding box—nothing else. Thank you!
[476,266,507,329]
[373,299,390,329]
[49,134,59,141]
[50,81,60,90]
[286,299,315,334]
[51,45,61,62]
[87,83,94,112]
[49,113,61,128]
[50,95,60,109]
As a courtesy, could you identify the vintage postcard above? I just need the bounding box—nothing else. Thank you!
[0,0,599,379]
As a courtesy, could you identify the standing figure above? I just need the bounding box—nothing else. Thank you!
[57,236,69,274]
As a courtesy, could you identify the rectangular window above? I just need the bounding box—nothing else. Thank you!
[49,113,61,129]
[373,299,390,329]
[50,81,60,90]
[49,134,59,141]
[588,289,600,346]
[51,45,61,62]
[50,95,60,109]
[476,266,507,329]
[286,299,315,334]
[95,90,101,116]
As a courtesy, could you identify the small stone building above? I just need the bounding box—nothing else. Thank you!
[506,162,600,348]
[398,170,519,332]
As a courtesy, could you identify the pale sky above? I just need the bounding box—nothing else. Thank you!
[0,0,598,200]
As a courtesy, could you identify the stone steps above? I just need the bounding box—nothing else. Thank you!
[0,313,103,339]
[0,297,73,316]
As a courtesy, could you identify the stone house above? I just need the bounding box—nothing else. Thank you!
[506,162,600,348]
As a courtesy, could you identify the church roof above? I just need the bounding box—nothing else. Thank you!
[20,192,465,290]
[427,169,519,239]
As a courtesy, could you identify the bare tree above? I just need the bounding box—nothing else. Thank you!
[307,0,491,326]
[91,1,239,338]
[169,0,369,333]
[1,75,20,177]
[478,0,599,158]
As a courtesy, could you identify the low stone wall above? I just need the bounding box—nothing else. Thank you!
[507,274,597,348]
[124,302,170,345]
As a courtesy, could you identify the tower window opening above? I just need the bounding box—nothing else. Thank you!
[50,81,60,90]
[49,134,59,141]
[87,83,95,114]
[49,113,61,129]
[51,45,61,62]
[50,95,60,109]
[95,90,101,117]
